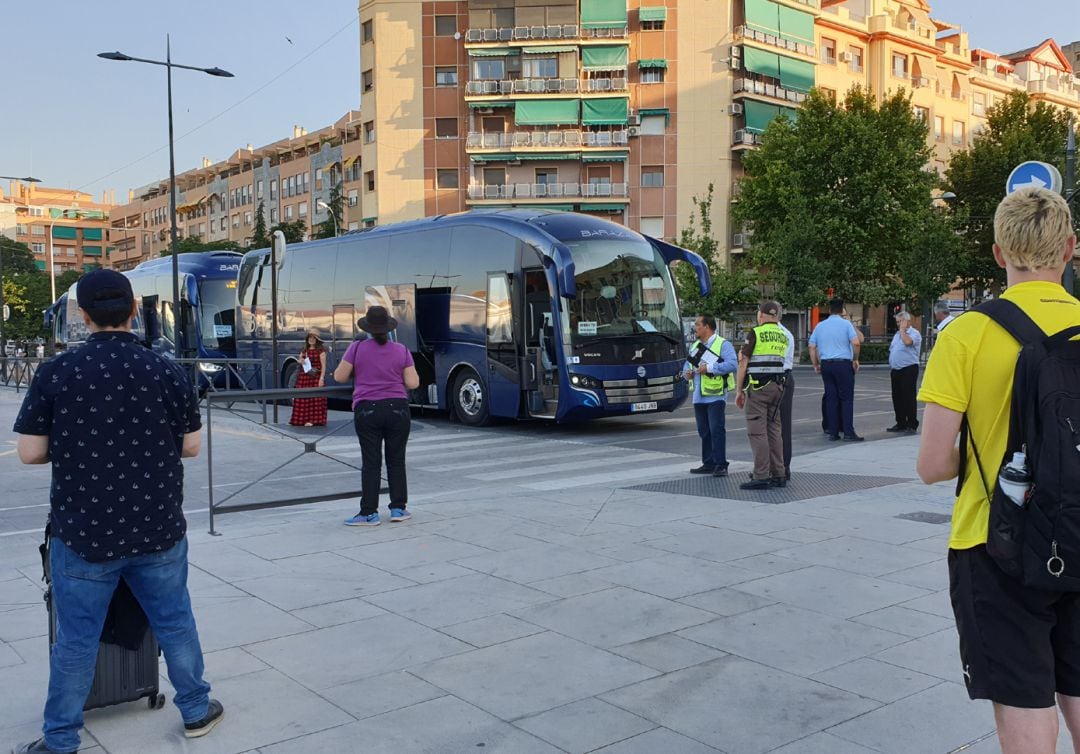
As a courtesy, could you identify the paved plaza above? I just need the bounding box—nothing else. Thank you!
[1,387,1075,753]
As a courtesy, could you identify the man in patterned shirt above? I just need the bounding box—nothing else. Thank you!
[12,270,222,754]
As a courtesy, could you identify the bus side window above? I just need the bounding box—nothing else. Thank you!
[161,301,175,344]
[142,295,161,343]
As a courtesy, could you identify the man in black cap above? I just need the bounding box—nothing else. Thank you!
[12,270,222,754]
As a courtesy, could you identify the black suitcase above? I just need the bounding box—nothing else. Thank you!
[41,530,166,712]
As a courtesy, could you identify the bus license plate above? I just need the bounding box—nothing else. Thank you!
[630,401,658,413]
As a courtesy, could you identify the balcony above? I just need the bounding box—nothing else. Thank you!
[734,26,816,58]
[911,76,931,88]
[467,182,629,200]
[733,77,808,104]
[463,24,628,43]
[465,77,628,96]
[466,130,630,149]
[732,129,761,147]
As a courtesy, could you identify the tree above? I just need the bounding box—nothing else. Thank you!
[313,182,344,240]
[944,91,1071,296]
[57,269,83,294]
[673,184,759,320]
[164,236,242,256]
[2,273,52,340]
[734,87,947,309]
[270,220,307,244]
[0,234,38,276]
[250,201,270,249]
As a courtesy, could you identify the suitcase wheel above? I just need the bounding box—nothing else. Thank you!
[149,693,166,710]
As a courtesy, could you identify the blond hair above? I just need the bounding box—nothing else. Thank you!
[993,187,1074,271]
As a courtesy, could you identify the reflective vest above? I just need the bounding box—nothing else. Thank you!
[747,323,789,388]
[690,337,736,396]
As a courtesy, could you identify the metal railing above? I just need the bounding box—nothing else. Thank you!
[466,182,628,199]
[733,77,808,103]
[733,26,815,57]
[0,356,44,393]
[463,24,628,42]
[464,77,629,95]
[465,130,629,149]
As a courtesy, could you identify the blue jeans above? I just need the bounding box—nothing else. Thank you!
[821,360,856,436]
[693,399,728,468]
[44,537,211,752]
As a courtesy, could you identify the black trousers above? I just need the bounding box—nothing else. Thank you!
[353,398,411,515]
[890,365,919,429]
[780,370,794,470]
[821,360,856,437]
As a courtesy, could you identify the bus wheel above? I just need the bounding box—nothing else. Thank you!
[453,368,490,426]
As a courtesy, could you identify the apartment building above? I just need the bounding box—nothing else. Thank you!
[107,112,364,270]
[0,183,114,276]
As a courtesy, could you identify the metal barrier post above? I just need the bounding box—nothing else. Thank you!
[206,395,217,535]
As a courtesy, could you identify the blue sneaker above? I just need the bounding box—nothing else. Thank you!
[389,508,411,522]
[345,512,380,526]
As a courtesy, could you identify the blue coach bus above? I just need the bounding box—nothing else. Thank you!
[50,251,243,379]
[235,209,710,424]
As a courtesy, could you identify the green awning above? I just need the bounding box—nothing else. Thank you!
[82,246,103,256]
[362,217,377,223]
[638,58,667,69]
[515,99,580,126]
[580,0,628,28]
[580,203,626,211]
[744,100,780,133]
[745,0,779,35]
[581,97,628,125]
[778,5,815,44]
[743,46,780,79]
[778,106,798,122]
[468,47,515,57]
[525,46,578,54]
[638,107,671,123]
[52,226,77,240]
[639,6,667,21]
[34,260,45,271]
[470,153,517,162]
[83,228,102,241]
[468,101,513,109]
[83,263,101,272]
[778,55,815,92]
[582,151,629,162]
[106,247,116,257]
[582,45,629,70]
[538,205,574,211]
[516,152,581,160]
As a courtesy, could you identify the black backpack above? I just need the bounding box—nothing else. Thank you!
[961,299,1080,590]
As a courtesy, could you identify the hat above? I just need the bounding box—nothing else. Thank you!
[77,269,134,314]
[758,300,781,317]
[357,305,397,334]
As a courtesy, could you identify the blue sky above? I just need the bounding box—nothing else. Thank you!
[0,0,1076,203]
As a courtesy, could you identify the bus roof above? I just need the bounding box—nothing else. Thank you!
[129,250,243,278]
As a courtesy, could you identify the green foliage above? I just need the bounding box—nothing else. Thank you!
[313,182,344,240]
[161,236,242,256]
[270,220,308,244]
[944,91,1071,294]
[734,87,951,308]
[56,269,83,294]
[0,234,38,276]
[673,184,759,320]
[251,202,270,249]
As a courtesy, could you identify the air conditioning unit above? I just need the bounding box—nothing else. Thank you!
[729,102,744,115]
[838,51,852,63]
[733,129,756,145]
[627,126,640,137]
[732,233,746,247]
[507,159,522,166]
[627,113,640,126]
[476,107,494,114]
[731,45,742,59]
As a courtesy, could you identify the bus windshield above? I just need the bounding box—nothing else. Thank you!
[560,236,681,344]
[198,279,237,354]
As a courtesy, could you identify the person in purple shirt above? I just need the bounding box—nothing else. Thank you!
[333,306,420,527]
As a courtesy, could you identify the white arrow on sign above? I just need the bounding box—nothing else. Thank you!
[1011,175,1048,191]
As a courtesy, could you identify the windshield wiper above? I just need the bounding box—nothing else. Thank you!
[578,331,681,346]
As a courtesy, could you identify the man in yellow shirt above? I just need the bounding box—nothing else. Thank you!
[918,187,1079,754]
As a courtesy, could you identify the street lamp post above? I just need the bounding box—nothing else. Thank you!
[1065,118,1076,296]
[0,175,42,352]
[98,38,232,356]
[316,200,339,237]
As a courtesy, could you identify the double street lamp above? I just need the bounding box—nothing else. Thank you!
[98,37,233,355]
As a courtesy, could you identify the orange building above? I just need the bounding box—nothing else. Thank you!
[0,183,114,277]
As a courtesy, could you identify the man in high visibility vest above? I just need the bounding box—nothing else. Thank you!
[683,314,738,476]
[735,301,790,490]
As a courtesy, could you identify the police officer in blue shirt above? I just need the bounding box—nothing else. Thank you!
[808,298,864,441]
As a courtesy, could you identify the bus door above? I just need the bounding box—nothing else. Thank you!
[485,271,521,417]
[522,268,558,415]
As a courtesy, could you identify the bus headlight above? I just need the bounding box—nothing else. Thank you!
[569,373,601,388]
[198,362,224,373]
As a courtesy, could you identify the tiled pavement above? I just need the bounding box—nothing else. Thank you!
[3,408,1078,753]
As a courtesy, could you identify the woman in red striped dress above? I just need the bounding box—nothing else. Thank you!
[289,332,328,427]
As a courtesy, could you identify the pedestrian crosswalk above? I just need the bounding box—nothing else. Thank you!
[317,424,728,493]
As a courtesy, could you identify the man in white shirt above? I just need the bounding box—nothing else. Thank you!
[933,301,955,333]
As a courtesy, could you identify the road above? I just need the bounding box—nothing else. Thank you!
[0,367,911,537]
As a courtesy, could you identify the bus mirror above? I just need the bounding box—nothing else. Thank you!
[271,230,287,270]
[141,295,161,344]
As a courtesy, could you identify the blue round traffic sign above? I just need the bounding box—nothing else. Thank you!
[1006,161,1063,195]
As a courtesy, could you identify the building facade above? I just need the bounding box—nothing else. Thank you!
[0,183,114,277]
[107,112,364,271]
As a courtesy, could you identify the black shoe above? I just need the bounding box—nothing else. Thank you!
[184,699,225,739]
[740,479,772,490]
[769,477,787,488]
[903,427,919,434]
[842,434,865,442]
[12,739,76,754]
[827,434,841,441]
[712,465,729,478]
[886,424,904,432]
[784,467,791,481]
[690,464,716,475]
